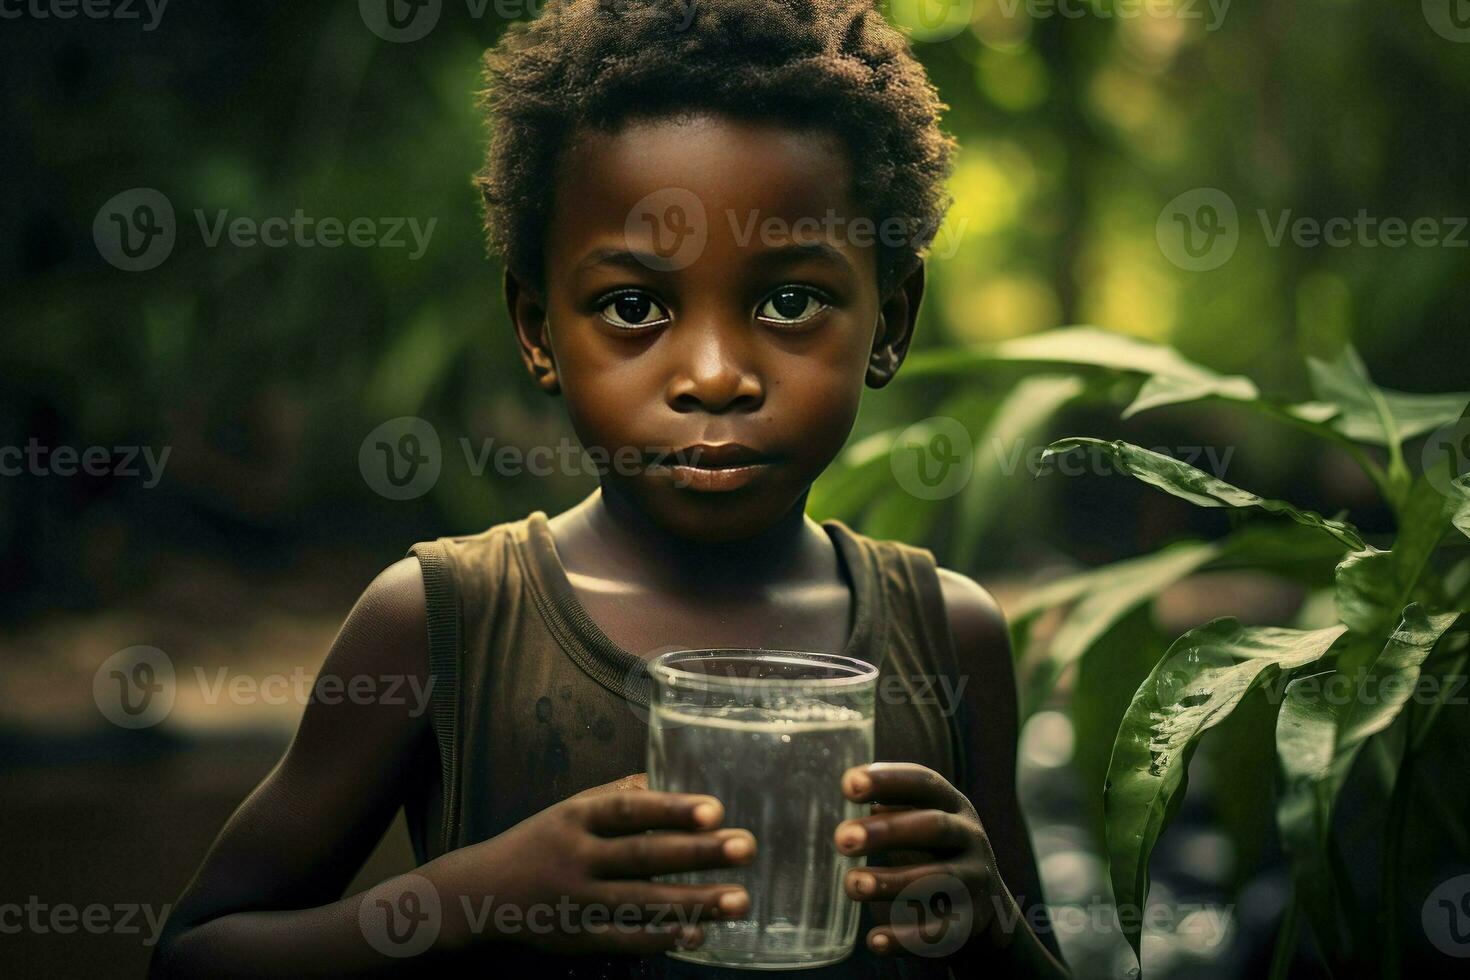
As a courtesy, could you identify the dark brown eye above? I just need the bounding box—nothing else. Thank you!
[758,286,827,325]
[599,291,669,330]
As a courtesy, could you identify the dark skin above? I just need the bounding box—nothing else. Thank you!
[151,114,1066,977]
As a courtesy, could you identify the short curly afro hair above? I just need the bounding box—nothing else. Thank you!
[476,0,957,298]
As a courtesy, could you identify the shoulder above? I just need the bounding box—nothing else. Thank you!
[313,556,429,702]
[935,565,1011,665]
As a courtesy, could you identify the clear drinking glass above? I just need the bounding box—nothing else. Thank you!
[646,649,878,970]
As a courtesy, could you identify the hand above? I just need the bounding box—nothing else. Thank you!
[834,763,1009,960]
[428,772,756,956]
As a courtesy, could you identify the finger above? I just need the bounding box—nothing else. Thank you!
[583,790,724,835]
[865,921,969,957]
[589,920,706,956]
[589,881,751,923]
[845,862,957,902]
[594,828,756,877]
[843,764,964,812]
[835,809,973,857]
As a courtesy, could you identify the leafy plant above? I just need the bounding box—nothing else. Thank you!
[812,327,1469,976]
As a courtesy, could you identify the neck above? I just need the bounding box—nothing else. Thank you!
[572,485,826,593]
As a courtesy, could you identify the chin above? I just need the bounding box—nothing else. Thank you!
[625,479,806,544]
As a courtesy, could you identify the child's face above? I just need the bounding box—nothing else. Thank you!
[510,113,919,542]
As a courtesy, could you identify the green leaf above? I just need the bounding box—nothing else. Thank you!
[1017,541,1221,716]
[1303,346,1469,447]
[1106,619,1348,961]
[901,326,1260,417]
[1275,607,1458,963]
[1333,548,1396,634]
[860,486,938,543]
[1042,437,1366,550]
[807,428,900,522]
[954,374,1087,567]
[1334,470,1464,634]
[1071,609,1168,850]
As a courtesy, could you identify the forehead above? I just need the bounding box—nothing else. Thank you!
[547,114,863,260]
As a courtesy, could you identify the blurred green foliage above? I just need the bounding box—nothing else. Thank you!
[5,2,1468,588]
[5,5,1470,976]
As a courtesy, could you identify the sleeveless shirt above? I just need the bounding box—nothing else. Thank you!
[405,511,969,979]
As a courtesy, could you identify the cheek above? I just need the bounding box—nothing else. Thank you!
[769,341,868,457]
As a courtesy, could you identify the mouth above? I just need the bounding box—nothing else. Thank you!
[650,443,776,493]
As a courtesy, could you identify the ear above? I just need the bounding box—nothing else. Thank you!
[866,262,925,389]
[504,266,561,396]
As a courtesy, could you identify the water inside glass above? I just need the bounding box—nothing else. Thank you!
[646,650,878,970]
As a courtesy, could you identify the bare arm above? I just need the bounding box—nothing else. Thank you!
[150,557,444,978]
[938,567,1068,976]
[151,557,758,978]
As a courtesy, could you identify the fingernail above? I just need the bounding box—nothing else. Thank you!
[852,872,876,896]
[845,769,872,798]
[692,801,721,828]
[836,823,866,851]
[871,932,890,952]
[718,890,749,916]
[723,834,754,861]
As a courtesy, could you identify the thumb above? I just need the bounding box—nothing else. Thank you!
[572,772,648,801]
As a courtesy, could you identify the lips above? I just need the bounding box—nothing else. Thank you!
[656,443,775,492]
[673,443,767,468]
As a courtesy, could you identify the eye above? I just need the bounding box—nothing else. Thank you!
[757,286,829,326]
[598,290,669,330]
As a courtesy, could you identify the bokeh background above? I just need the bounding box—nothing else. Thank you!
[3,1,1468,977]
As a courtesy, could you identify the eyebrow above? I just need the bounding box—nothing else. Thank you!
[575,240,853,273]
[751,240,852,270]
[575,247,666,272]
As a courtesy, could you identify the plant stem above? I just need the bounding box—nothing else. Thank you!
[1252,401,1394,507]
[1269,890,1301,980]
[1380,714,1416,980]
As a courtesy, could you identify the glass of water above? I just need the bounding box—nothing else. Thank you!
[646,649,878,970]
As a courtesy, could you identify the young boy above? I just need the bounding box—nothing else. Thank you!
[152,1,1066,976]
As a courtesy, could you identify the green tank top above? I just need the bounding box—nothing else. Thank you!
[406,510,968,979]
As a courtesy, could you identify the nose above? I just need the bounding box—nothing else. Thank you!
[664,321,765,414]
